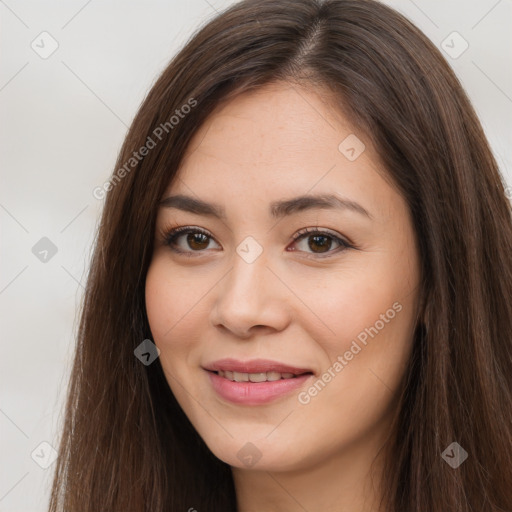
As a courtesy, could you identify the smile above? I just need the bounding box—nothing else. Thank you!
[203,359,314,405]
[216,370,299,382]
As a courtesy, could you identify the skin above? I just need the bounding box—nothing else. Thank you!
[145,81,421,512]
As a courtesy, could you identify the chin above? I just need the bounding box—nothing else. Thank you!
[195,427,321,473]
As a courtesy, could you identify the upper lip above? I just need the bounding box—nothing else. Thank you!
[203,358,313,375]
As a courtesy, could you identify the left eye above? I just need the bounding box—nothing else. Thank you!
[161,226,352,257]
[290,228,351,256]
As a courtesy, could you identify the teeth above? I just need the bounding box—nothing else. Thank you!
[233,371,249,382]
[217,370,300,382]
[249,372,267,383]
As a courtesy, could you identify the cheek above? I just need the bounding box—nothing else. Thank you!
[145,259,214,377]
[292,294,414,459]
[289,260,412,350]
[145,260,200,339]
[145,261,190,367]
[292,251,417,403]
[145,263,173,340]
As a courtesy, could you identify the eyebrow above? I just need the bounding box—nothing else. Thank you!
[159,193,372,220]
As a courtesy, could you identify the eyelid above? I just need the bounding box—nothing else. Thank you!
[292,226,352,245]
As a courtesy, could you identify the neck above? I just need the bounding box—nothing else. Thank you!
[232,431,391,512]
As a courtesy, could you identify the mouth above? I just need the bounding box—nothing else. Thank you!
[203,358,314,405]
[212,369,311,382]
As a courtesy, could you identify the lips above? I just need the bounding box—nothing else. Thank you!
[203,358,313,375]
[203,358,314,405]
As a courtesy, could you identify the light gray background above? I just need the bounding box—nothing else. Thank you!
[1,1,511,511]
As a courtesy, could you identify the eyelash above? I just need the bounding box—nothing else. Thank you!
[158,224,354,259]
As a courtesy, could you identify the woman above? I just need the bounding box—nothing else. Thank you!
[48,0,512,510]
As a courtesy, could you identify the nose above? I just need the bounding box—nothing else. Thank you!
[209,249,291,339]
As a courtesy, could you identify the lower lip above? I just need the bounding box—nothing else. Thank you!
[207,371,312,405]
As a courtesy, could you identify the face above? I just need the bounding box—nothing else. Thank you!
[145,81,421,473]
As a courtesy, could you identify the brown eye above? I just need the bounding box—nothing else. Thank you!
[291,228,352,257]
[186,232,210,250]
[163,226,220,254]
[161,225,352,259]
[306,234,333,253]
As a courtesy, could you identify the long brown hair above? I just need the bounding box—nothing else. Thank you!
[48,0,512,510]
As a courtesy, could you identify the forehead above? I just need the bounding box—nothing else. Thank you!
[163,82,403,224]
[179,82,350,169]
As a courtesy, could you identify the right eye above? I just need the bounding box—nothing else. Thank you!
[160,225,221,255]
